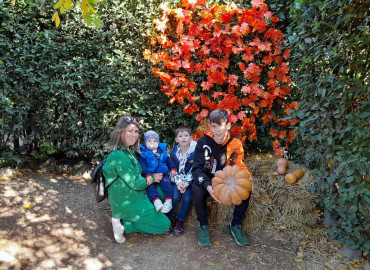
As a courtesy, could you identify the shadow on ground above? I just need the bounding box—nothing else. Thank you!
[0,171,365,270]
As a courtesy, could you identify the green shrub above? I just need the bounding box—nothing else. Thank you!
[288,0,369,253]
[0,0,195,162]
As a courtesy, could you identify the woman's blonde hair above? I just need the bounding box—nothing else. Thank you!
[105,116,140,152]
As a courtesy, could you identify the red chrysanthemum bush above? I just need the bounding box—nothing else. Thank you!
[144,0,298,156]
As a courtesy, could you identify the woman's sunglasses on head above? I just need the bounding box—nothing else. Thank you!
[123,116,139,123]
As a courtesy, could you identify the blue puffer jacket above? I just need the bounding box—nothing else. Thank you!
[137,143,175,176]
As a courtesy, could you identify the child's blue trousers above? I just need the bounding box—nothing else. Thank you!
[146,175,173,202]
[167,184,192,221]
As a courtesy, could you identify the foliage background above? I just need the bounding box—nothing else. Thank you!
[287,0,369,254]
[145,0,297,157]
[0,0,196,163]
[0,0,368,254]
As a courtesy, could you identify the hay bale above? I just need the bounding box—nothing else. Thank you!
[185,173,275,230]
[246,154,318,229]
[186,154,318,232]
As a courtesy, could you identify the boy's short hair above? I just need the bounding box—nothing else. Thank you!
[175,126,191,136]
[209,109,229,124]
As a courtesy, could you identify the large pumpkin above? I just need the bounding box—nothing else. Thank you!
[212,165,252,206]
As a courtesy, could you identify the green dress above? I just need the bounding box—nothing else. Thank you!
[103,148,170,234]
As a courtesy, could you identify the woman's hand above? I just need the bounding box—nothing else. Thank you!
[146,175,153,185]
[171,170,177,177]
[206,185,220,203]
[153,173,163,183]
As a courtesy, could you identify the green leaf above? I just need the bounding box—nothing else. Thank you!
[346,176,354,183]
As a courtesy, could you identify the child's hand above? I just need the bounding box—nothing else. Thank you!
[177,181,183,191]
[153,173,163,183]
[171,170,177,177]
[206,185,220,203]
[177,181,186,193]
[146,175,153,185]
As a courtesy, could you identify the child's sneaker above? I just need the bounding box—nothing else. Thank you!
[229,223,249,246]
[112,217,126,244]
[173,220,184,235]
[165,219,175,235]
[198,225,210,247]
[153,199,164,211]
[161,200,172,214]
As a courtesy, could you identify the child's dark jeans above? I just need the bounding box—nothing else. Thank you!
[168,184,192,221]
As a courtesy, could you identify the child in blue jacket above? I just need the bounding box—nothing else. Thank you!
[137,130,177,214]
[168,126,197,235]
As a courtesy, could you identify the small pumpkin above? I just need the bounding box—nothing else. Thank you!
[277,158,288,174]
[285,169,304,184]
[212,165,252,206]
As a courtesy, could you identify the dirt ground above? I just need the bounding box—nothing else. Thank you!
[0,165,368,270]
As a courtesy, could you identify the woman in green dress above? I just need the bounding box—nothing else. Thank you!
[103,116,170,243]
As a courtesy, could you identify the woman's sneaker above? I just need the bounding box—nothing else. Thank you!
[112,217,125,244]
[173,220,184,235]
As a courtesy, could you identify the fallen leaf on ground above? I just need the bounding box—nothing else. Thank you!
[324,262,335,270]
[297,252,304,258]
[215,264,224,270]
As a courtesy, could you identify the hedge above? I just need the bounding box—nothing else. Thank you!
[0,0,195,163]
[288,0,369,253]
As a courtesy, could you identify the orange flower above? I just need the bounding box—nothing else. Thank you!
[269,129,278,137]
[228,74,239,86]
[219,11,233,23]
[289,119,299,126]
[195,109,209,121]
[147,1,294,154]
[278,130,287,139]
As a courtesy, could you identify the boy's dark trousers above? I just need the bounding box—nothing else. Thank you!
[146,175,173,202]
[192,183,251,226]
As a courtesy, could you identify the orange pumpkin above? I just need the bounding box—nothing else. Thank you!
[212,165,252,206]
[285,169,304,184]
